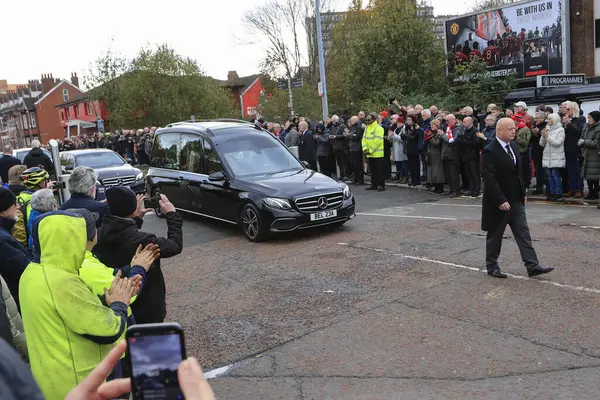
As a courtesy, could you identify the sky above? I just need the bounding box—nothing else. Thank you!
[1,0,478,86]
[129,334,183,376]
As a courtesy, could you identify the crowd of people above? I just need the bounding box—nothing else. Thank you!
[0,154,218,398]
[255,99,600,208]
[57,127,157,166]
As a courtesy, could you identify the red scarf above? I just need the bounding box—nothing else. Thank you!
[513,113,527,129]
[446,124,454,140]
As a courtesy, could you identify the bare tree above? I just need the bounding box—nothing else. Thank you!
[243,0,332,80]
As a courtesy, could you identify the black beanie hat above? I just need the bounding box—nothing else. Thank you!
[589,111,600,124]
[0,187,16,213]
[106,186,137,218]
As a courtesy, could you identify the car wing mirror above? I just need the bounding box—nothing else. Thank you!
[208,171,228,182]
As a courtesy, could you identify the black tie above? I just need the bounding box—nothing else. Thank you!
[505,144,514,164]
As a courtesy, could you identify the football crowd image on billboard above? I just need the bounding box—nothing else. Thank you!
[445,0,564,80]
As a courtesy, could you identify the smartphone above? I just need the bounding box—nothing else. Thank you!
[143,195,160,210]
[127,323,186,400]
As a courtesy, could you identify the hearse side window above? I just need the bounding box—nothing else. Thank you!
[151,133,180,170]
[180,134,204,174]
[203,140,223,175]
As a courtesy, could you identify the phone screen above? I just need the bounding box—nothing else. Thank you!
[128,332,184,400]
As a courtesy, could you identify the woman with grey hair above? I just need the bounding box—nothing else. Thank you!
[27,189,57,249]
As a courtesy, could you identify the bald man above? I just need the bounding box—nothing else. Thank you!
[481,118,554,279]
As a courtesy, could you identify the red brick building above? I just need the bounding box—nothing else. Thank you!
[56,89,108,138]
[35,73,85,143]
[0,81,44,147]
[216,71,264,118]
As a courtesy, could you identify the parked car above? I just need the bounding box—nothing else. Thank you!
[145,120,356,242]
[60,149,145,200]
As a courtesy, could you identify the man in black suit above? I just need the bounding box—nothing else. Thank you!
[481,118,554,278]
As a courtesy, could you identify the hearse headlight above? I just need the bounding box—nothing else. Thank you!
[342,184,352,199]
[135,172,144,181]
[263,197,292,210]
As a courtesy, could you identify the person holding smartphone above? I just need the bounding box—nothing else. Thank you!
[96,187,183,324]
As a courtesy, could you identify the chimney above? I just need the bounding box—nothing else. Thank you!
[227,70,239,82]
[41,73,55,94]
[71,72,79,88]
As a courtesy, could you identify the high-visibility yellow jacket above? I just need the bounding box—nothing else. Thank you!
[361,121,385,158]
[19,211,128,400]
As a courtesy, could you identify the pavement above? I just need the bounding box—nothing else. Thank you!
[141,186,600,399]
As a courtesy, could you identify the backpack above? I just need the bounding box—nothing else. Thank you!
[13,193,32,247]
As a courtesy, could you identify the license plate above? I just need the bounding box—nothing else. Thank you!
[310,209,337,221]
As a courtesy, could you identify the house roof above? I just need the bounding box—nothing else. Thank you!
[215,74,262,91]
[34,80,84,106]
[56,91,90,108]
[24,96,40,111]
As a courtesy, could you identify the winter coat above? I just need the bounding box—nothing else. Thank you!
[388,127,408,162]
[514,126,532,154]
[59,193,110,228]
[441,124,464,161]
[23,148,53,174]
[580,122,600,180]
[0,275,27,360]
[482,126,496,147]
[540,124,566,168]
[0,155,21,186]
[298,130,316,163]
[284,128,300,148]
[348,124,364,153]
[564,116,585,156]
[0,216,29,309]
[329,123,347,152]
[401,125,421,156]
[0,339,44,400]
[95,212,183,324]
[530,122,546,160]
[20,211,129,400]
[457,125,484,162]
[315,126,331,157]
[426,132,445,184]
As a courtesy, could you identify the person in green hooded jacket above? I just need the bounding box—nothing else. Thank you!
[19,209,139,400]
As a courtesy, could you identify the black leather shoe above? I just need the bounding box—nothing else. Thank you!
[377,187,386,192]
[488,269,508,278]
[528,265,554,277]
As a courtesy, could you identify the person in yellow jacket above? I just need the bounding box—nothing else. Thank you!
[13,167,53,247]
[362,112,386,191]
[19,209,141,399]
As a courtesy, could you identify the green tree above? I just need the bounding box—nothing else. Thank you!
[326,0,447,112]
[87,44,235,128]
[448,57,517,111]
[259,76,322,121]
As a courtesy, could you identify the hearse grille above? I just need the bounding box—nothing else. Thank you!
[101,175,136,187]
[295,192,344,213]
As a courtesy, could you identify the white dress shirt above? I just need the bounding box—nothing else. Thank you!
[496,137,516,165]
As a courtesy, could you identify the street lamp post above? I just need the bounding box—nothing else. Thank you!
[315,0,329,120]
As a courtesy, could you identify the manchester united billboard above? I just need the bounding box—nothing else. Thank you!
[445,0,565,80]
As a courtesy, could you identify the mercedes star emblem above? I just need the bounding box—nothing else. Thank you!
[317,197,328,209]
[117,179,123,186]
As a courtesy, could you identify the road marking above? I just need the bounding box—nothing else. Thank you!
[337,243,600,295]
[356,213,457,221]
[204,364,233,379]
[416,203,482,208]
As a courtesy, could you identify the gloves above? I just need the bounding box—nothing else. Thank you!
[577,138,585,146]
[449,138,455,144]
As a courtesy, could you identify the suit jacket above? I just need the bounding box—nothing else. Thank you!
[481,139,525,231]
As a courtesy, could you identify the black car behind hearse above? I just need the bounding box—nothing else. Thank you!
[145,119,356,241]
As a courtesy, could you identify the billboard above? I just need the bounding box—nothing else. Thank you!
[445,0,564,80]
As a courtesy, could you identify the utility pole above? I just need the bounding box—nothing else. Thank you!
[287,77,295,117]
[315,0,329,120]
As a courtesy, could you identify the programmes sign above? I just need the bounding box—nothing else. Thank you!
[445,0,564,80]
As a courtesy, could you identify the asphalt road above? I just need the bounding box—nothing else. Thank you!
[141,186,600,399]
